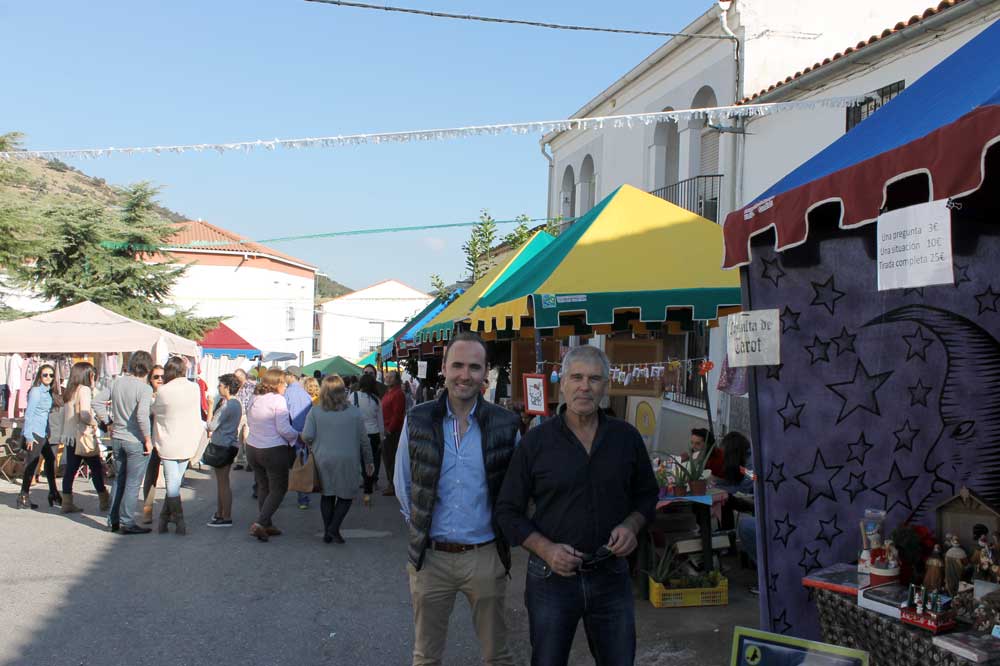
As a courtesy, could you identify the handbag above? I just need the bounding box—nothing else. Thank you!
[201,443,236,468]
[288,447,321,494]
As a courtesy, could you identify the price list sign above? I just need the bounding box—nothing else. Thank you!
[877,199,954,291]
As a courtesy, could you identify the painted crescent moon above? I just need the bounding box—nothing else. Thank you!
[865,304,1000,516]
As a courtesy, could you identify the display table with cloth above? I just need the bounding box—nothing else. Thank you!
[814,588,1000,666]
[654,489,729,569]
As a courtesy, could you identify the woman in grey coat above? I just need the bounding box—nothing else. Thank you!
[302,374,374,544]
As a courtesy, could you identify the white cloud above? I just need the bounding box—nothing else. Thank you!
[422,236,447,253]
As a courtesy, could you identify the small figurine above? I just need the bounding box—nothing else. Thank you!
[916,585,926,614]
[884,539,899,569]
[924,544,945,592]
[945,533,969,596]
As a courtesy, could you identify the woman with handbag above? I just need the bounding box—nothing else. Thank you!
[16,364,60,510]
[203,373,242,527]
[246,368,299,542]
[60,362,109,514]
[302,374,373,544]
[140,365,165,525]
[151,357,204,535]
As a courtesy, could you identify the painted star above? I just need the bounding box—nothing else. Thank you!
[893,420,920,452]
[761,256,786,288]
[799,547,823,575]
[805,335,831,364]
[975,285,1000,315]
[903,327,933,361]
[765,364,784,381]
[816,515,844,548]
[908,379,932,407]
[772,610,792,634]
[830,326,857,356]
[872,461,919,513]
[768,573,779,594]
[766,462,787,492]
[810,275,846,315]
[842,471,868,502]
[777,394,805,431]
[903,287,924,298]
[793,450,843,508]
[846,432,874,465]
[826,361,892,423]
[773,512,797,548]
[954,261,971,286]
[780,306,801,334]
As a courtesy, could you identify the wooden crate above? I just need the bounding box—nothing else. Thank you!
[648,576,729,608]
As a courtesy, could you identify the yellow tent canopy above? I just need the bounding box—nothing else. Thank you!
[469,184,741,332]
[416,230,554,342]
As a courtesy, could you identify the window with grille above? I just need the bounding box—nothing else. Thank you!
[846,80,905,132]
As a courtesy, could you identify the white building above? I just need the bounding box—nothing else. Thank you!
[317,280,432,362]
[540,0,996,445]
[543,0,983,225]
[163,220,318,363]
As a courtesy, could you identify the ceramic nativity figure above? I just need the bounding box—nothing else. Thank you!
[945,533,969,596]
[924,544,945,593]
[971,533,997,582]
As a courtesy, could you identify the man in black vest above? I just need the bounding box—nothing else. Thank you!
[394,331,519,666]
[496,345,659,665]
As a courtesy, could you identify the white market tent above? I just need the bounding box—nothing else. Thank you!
[0,301,199,357]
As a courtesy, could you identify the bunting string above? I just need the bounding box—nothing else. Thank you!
[0,95,872,161]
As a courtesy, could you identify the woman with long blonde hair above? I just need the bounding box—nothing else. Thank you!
[302,374,373,544]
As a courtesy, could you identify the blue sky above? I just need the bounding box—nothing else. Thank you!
[4,0,710,292]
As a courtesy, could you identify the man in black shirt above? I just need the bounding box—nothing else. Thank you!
[496,345,658,666]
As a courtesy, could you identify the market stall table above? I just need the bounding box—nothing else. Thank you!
[813,588,1000,666]
[656,489,729,570]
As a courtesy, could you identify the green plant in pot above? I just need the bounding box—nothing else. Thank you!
[654,438,717,496]
[646,544,724,589]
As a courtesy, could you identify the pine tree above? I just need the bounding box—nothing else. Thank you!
[502,214,532,250]
[12,183,220,339]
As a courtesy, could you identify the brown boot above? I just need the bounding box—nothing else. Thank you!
[98,490,111,512]
[169,497,186,535]
[62,492,83,514]
[158,500,172,534]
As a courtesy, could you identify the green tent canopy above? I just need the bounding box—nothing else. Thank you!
[302,355,363,378]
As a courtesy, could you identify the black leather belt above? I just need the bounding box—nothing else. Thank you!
[431,539,495,553]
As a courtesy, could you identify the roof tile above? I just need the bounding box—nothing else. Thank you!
[165,220,316,269]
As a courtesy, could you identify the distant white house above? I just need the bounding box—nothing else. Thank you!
[317,280,432,362]
[161,220,318,363]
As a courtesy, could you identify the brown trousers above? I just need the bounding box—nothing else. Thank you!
[407,547,513,666]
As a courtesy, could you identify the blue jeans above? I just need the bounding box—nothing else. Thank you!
[524,554,636,666]
[108,439,149,528]
[160,459,189,498]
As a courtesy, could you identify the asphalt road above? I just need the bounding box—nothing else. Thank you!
[0,468,757,665]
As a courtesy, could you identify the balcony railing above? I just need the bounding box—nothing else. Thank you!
[651,174,723,223]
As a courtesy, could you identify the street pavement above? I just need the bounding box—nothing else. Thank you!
[0,468,757,665]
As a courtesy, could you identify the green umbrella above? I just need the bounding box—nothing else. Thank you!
[302,355,363,378]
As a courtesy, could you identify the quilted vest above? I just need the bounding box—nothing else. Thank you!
[405,392,520,571]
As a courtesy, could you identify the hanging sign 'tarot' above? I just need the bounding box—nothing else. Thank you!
[727,310,780,367]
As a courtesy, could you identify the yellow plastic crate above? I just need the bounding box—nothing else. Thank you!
[648,576,729,608]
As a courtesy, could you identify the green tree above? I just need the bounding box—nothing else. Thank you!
[12,183,220,339]
[429,274,449,300]
[462,209,498,281]
[0,131,24,152]
[502,214,532,250]
[545,215,564,237]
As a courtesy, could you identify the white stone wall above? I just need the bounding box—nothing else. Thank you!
[739,10,999,206]
[168,263,316,363]
[544,0,958,223]
[318,281,432,362]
